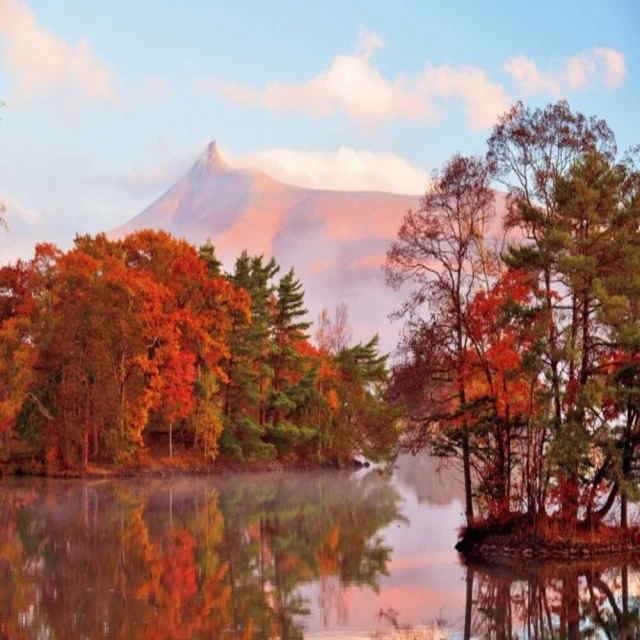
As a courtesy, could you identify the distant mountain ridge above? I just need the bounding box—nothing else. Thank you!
[110,141,424,351]
[111,140,421,260]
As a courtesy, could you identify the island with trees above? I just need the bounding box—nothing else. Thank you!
[386,99,640,559]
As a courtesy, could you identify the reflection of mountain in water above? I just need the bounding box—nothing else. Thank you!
[394,453,464,507]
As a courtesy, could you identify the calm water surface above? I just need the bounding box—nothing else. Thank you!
[0,455,638,639]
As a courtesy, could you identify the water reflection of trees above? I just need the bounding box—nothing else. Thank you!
[465,560,640,639]
[370,561,640,639]
[0,471,403,639]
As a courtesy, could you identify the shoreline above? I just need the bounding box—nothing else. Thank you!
[0,456,373,480]
[461,553,640,583]
[455,514,640,562]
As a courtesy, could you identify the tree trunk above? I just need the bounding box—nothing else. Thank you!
[623,565,629,619]
[457,302,473,521]
[463,567,474,640]
[83,391,90,470]
[194,364,201,448]
[82,431,89,470]
[463,431,474,521]
[589,482,619,524]
[93,419,99,458]
[169,422,173,460]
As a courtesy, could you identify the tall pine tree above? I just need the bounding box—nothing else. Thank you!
[219,252,280,460]
[266,268,314,452]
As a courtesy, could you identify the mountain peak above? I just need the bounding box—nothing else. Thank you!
[206,140,222,163]
[192,140,228,175]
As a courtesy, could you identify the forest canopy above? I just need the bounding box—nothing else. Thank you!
[0,230,398,472]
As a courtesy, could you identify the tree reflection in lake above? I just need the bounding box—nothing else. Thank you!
[464,560,640,639]
[6,462,640,639]
[368,562,640,639]
[0,470,404,639]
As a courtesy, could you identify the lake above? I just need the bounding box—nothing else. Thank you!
[0,455,638,639]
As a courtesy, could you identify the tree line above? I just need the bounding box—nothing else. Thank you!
[386,99,640,530]
[0,230,398,470]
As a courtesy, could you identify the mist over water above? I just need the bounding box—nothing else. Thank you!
[0,455,637,638]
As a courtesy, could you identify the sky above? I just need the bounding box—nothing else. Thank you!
[0,0,639,256]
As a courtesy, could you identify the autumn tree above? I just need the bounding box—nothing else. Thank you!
[462,270,544,514]
[0,261,35,457]
[488,102,640,524]
[388,100,640,530]
[120,230,246,460]
[385,154,496,521]
[0,230,399,470]
[315,303,353,355]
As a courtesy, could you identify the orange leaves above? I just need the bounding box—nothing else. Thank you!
[326,389,340,414]
[0,230,251,467]
[0,227,396,468]
[0,315,36,434]
[459,270,541,423]
[160,347,197,423]
[161,528,198,605]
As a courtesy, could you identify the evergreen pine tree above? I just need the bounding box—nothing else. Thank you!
[198,239,222,277]
[219,252,279,460]
[266,268,314,450]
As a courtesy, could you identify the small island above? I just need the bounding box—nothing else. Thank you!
[384,100,640,560]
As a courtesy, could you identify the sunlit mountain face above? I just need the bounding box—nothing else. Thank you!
[110,140,422,352]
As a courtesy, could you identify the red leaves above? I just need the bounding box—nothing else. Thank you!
[160,347,196,424]
[460,270,541,423]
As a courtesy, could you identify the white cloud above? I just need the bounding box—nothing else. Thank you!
[594,47,626,88]
[419,65,511,132]
[0,0,117,104]
[216,50,432,122]
[211,29,625,132]
[110,142,429,197]
[211,27,511,130]
[356,25,385,59]
[227,146,429,194]
[502,47,626,95]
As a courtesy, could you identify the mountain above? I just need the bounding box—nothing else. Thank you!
[111,141,422,351]
[113,141,420,258]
